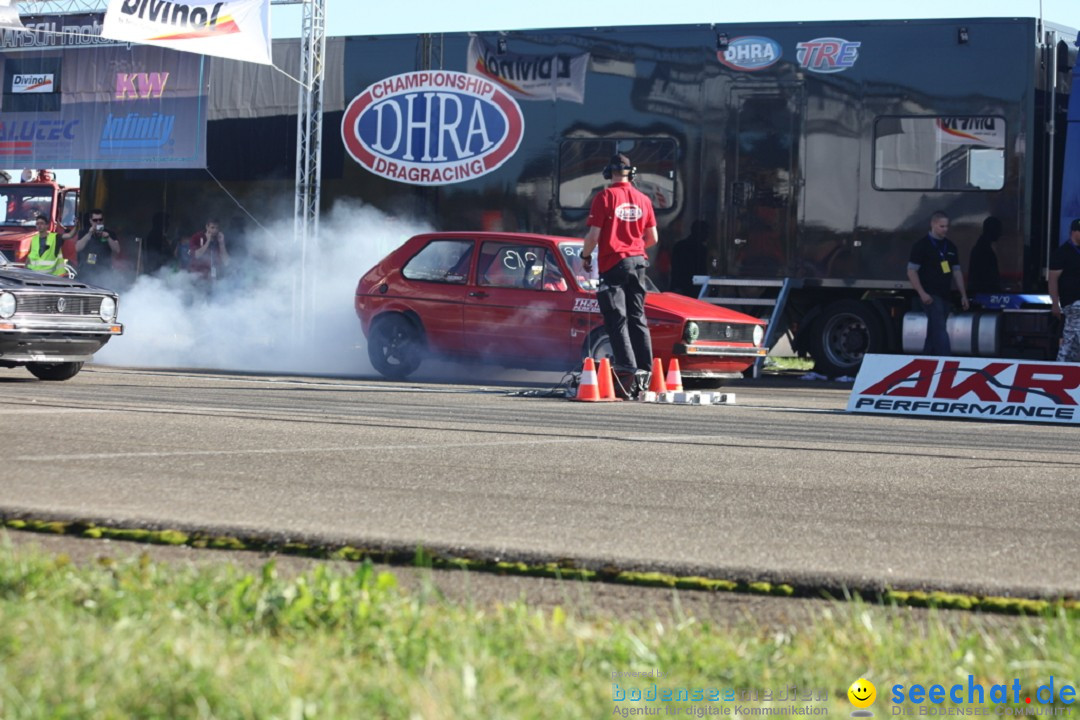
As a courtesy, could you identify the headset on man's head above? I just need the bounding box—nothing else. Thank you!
[602,155,637,181]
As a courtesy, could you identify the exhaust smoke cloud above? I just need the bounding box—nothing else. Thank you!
[95,200,431,376]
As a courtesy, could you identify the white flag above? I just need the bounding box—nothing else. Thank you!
[101,0,271,66]
[0,0,25,31]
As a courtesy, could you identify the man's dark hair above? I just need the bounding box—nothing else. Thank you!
[930,210,949,222]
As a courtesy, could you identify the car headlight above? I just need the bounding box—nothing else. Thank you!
[753,324,765,347]
[683,321,699,343]
[0,292,15,319]
[99,296,116,322]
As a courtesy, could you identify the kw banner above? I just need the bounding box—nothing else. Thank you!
[847,354,1080,424]
[0,17,207,169]
[467,36,588,103]
[102,0,271,66]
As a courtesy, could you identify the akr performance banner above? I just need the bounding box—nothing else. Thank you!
[847,354,1080,424]
[0,18,207,169]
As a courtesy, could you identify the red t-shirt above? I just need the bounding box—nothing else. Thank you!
[586,182,657,273]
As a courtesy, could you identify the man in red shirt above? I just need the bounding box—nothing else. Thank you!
[188,217,229,281]
[581,153,659,386]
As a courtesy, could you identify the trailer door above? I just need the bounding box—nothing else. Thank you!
[724,88,802,277]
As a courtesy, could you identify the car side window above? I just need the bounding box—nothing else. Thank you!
[402,239,474,284]
[479,243,555,290]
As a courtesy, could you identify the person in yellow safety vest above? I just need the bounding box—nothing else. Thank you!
[26,215,68,276]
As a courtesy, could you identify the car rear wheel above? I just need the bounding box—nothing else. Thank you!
[582,327,614,366]
[27,361,84,381]
[367,314,424,380]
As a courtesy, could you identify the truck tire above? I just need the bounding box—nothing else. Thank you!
[27,361,83,381]
[808,300,886,378]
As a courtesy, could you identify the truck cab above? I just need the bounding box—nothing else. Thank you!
[0,175,80,268]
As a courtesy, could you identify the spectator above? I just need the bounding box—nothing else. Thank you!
[670,220,711,297]
[26,215,67,276]
[968,216,1003,295]
[74,208,122,288]
[906,210,969,355]
[188,217,229,282]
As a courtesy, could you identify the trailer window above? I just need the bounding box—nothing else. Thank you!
[873,116,1005,191]
[558,138,678,211]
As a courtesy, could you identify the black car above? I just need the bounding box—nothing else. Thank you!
[0,250,122,380]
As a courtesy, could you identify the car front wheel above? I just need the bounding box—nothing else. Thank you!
[367,314,424,380]
[27,361,84,381]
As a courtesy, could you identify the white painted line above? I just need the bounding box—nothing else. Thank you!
[18,437,597,462]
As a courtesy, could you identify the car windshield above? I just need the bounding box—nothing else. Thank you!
[557,241,659,293]
[0,188,53,227]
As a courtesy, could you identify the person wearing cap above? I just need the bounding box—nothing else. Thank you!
[1048,218,1080,362]
[581,153,658,391]
[906,210,969,355]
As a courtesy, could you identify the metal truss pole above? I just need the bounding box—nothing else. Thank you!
[292,0,326,338]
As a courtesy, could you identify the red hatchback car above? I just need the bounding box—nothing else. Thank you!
[355,232,766,381]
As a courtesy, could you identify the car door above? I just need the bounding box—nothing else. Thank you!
[398,237,475,355]
[463,240,576,366]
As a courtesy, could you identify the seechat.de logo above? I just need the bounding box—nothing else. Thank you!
[718,36,782,71]
[797,37,861,73]
[341,70,524,187]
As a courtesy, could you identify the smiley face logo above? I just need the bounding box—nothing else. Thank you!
[848,678,877,710]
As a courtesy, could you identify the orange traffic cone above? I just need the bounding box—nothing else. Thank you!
[597,357,617,400]
[649,357,668,394]
[574,357,601,402]
[665,358,683,392]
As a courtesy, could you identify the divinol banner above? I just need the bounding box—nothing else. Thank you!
[102,0,271,66]
[467,36,588,103]
[847,354,1080,424]
[342,70,524,186]
[0,16,207,169]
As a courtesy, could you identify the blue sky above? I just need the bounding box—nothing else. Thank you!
[272,0,1080,37]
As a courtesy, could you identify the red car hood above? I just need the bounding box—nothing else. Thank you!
[645,291,764,325]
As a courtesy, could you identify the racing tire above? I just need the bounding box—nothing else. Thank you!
[582,327,614,366]
[367,314,425,380]
[27,361,84,381]
[807,299,887,378]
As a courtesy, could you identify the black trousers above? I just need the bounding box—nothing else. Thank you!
[597,256,653,372]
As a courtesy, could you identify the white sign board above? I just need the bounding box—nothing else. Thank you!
[847,354,1080,424]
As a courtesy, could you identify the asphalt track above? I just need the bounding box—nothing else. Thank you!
[1,365,1077,599]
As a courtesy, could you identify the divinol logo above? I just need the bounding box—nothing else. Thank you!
[796,37,861,73]
[118,0,239,40]
[718,36,782,71]
[341,70,525,186]
[12,74,54,94]
[99,112,175,153]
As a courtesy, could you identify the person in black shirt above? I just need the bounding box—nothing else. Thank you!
[1049,218,1080,362]
[967,216,1003,295]
[906,210,970,355]
[74,208,121,288]
[670,220,710,297]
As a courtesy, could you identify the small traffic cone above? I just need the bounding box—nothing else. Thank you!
[597,357,617,400]
[665,358,683,392]
[649,357,668,394]
[574,357,601,401]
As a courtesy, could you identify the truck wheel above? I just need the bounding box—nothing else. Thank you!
[367,314,424,380]
[27,361,83,381]
[808,300,886,378]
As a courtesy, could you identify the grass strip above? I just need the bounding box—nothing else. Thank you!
[0,539,1076,719]
[2,515,1077,618]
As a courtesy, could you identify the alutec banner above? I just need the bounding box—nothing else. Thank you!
[102,0,271,66]
[0,14,207,169]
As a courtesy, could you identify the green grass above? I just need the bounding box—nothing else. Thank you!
[763,356,815,372]
[0,541,1075,719]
